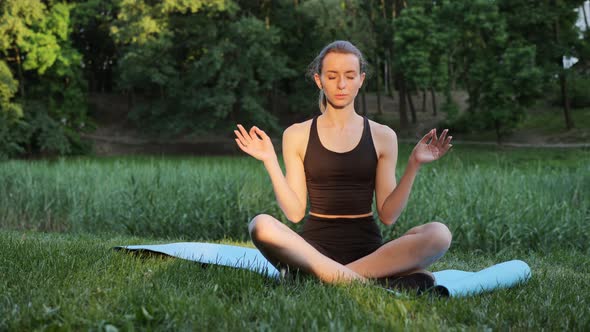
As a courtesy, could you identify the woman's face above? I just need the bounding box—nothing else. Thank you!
[314,52,365,110]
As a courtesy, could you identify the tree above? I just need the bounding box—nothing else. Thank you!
[0,0,89,157]
[70,0,118,92]
[394,5,448,123]
[438,0,543,143]
[110,0,293,134]
[498,0,587,130]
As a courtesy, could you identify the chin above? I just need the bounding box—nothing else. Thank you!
[328,99,353,109]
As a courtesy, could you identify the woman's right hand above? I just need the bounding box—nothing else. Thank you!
[234,124,277,163]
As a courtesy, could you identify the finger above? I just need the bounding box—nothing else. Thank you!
[237,124,252,143]
[444,135,453,147]
[251,126,266,141]
[438,129,448,147]
[234,129,248,145]
[235,138,248,152]
[441,136,453,153]
[419,129,434,144]
[250,126,260,140]
[254,127,269,140]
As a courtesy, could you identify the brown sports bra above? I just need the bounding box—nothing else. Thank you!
[303,115,378,215]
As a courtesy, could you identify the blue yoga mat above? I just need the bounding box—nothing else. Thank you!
[116,242,531,297]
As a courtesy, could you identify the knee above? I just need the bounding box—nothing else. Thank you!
[248,214,277,243]
[424,222,452,252]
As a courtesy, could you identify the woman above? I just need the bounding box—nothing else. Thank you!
[233,40,452,291]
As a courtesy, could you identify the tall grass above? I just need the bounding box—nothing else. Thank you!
[0,146,588,252]
[1,146,589,330]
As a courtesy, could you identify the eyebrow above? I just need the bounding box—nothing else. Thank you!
[326,70,357,74]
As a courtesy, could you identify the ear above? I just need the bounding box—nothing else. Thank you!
[359,72,366,88]
[313,73,323,90]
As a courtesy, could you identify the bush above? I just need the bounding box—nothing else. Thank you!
[0,113,26,160]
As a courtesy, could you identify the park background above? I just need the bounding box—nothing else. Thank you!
[1,0,589,331]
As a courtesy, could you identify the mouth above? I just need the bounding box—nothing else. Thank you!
[334,94,348,99]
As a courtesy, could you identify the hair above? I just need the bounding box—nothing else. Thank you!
[307,40,368,113]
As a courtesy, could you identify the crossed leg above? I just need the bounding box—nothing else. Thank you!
[345,222,452,278]
[249,214,363,283]
[249,214,452,283]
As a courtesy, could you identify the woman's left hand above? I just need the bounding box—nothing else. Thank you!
[410,129,453,165]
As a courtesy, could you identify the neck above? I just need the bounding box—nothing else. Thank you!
[322,105,359,128]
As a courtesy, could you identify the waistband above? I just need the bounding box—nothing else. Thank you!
[306,214,375,223]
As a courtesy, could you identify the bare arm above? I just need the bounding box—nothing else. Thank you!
[234,124,307,223]
[375,128,452,226]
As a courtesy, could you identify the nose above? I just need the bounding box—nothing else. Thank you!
[337,77,346,90]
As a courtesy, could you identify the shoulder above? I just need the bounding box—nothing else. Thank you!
[368,118,397,143]
[282,118,314,155]
[367,118,397,158]
[283,118,313,139]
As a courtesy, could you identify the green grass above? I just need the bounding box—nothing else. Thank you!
[456,107,590,143]
[520,107,590,134]
[1,146,587,252]
[0,146,589,330]
[1,231,588,331]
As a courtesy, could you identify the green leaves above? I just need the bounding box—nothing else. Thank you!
[112,1,294,135]
[0,0,587,157]
[0,0,89,157]
[436,0,545,142]
[394,6,441,90]
[0,60,20,117]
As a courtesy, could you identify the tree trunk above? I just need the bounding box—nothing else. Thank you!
[127,89,134,112]
[430,87,437,116]
[397,74,409,128]
[560,72,574,129]
[449,55,456,91]
[582,2,589,31]
[393,0,408,128]
[15,47,25,98]
[361,87,367,115]
[494,119,502,145]
[376,59,383,114]
[553,8,575,130]
[264,0,271,29]
[407,90,417,124]
[384,60,390,97]
[376,80,383,115]
[422,89,427,112]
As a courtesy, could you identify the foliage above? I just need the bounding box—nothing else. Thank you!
[394,5,447,94]
[0,0,90,157]
[0,60,21,117]
[0,0,589,156]
[498,0,588,128]
[550,72,590,108]
[110,0,293,135]
[568,74,590,107]
[437,0,543,142]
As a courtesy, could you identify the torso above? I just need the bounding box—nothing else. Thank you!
[291,115,388,218]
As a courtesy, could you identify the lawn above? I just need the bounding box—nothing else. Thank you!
[0,145,588,330]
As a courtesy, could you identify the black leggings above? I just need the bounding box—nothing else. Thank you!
[299,214,383,265]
